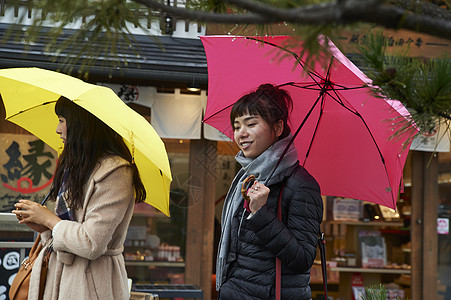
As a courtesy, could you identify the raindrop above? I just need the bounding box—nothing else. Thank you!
[232,37,236,41]
[434,153,437,157]
[398,154,401,157]
[283,22,288,26]
[228,32,231,35]
[292,28,296,32]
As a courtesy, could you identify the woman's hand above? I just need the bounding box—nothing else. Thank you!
[246,181,270,214]
[12,199,61,231]
[23,222,49,233]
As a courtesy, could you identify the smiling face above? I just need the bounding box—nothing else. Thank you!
[56,116,67,144]
[233,113,283,159]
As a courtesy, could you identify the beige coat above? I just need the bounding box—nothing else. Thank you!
[28,156,135,300]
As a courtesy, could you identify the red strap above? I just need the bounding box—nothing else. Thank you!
[276,184,285,300]
[276,258,281,300]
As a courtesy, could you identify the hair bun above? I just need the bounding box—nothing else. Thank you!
[257,83,279,91]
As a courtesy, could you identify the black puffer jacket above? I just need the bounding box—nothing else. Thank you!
[219,165,323,300]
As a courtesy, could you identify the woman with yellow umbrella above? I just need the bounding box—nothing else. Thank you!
[12,96,145,299]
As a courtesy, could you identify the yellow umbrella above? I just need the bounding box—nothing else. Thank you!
[0,67,172,216]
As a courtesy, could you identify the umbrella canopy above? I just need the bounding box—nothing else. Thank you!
[0,67,172,216]
[201,35,417,210]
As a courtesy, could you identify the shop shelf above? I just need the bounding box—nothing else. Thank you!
[125,261,185,267]
[331,266,411,274]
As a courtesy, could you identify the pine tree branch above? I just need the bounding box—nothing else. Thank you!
[134,0,451,40]
[133,0,271,23]
[342,4,451,40]
[439,112,451,121]
[389,0,451,19]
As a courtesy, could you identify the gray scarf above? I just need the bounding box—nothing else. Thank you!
[216,134,299,290]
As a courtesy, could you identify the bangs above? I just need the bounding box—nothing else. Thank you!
[230,93,264,126]
[54,96,73,118]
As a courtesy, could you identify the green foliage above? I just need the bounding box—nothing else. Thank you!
[189,0,329,11]
[361,284,409,300]
[187,0,231,14]
[361,284,389,300]
[356,30,451,141]
[4,0,159,77]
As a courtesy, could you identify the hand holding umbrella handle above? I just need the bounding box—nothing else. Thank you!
[241,175,255,212]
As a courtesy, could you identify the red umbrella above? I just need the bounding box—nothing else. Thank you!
[200,35,417,210]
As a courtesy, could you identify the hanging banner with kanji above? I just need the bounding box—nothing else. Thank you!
[0,133,57,212]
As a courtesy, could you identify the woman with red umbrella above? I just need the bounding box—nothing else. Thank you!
[216,84,323,299]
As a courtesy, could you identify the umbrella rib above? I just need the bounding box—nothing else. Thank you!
[327,87,397,209]
[279,82,322,91]
[301,64,332,165]
[354,111,397,209]
[245,37,327,88]
[246,38,367,94]
[291,84,364,91]
[302,93,326,166]
[5,101,57,120]
[245,37,307,69]
[203,102,234,123]
[288,72,397,209]
[264,89,322,185]
[332,84,366,91]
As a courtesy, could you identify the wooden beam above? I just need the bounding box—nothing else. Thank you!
[411,150,424,300]
[422,153,439,298]
[185,138,217,300]
[410,151,439,299]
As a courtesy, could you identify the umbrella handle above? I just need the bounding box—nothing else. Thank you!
[241,175,256,203]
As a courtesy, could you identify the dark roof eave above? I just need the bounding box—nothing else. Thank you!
[0,24,208,85]
[0,57,208,84]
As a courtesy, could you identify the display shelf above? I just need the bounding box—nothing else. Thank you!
[320,216,412,299]
[310,280,339,285]
[133,203,167,218]
[125,207,186,285]
[331,267,411,274]
[326,220,404,227]
[125,261,185,267]
[0,212,19,221]
[379,228,410,234]
[0,212,33,232]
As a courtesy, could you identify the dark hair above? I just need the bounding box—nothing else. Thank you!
[49,96,146,209]
[230,83,293,139]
